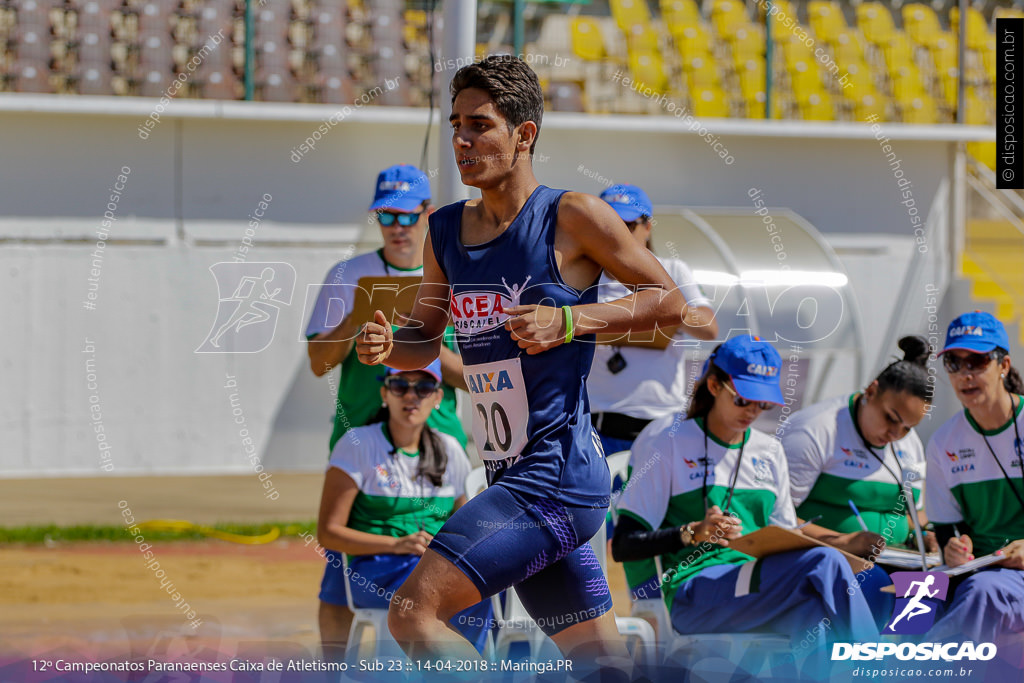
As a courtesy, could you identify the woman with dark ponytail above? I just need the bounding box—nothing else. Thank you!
[316,359,492,653]
[925,311,1024,643]
[782,335,937,556]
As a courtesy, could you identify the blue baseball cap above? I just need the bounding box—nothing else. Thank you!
[938,311,1009,356]
[600,184,652,223]
[385,358,442,384]
[709,335,785,405]
[368,164,432,212]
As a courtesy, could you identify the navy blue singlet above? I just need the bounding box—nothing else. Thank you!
[429,185,608,506]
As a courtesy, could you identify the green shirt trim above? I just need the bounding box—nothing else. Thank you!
[695,417,750,449]
[618,509,654,531]
[964,395,1024,436]
[377,248,422,273]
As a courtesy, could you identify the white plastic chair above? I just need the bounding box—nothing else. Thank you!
[342,554,403,663]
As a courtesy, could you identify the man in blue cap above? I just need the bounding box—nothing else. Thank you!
[590,183,718,456]
[304,164,467,660]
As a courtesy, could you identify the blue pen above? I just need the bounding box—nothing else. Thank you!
[848,500,869,532]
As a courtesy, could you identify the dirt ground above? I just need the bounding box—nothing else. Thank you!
[0,537,633,667]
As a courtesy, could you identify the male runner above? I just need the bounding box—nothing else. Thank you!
[357,56,688,667]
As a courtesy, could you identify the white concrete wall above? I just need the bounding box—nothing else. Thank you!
[0,95,990,475]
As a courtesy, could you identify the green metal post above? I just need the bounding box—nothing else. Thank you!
[244,0,255,100]
[764,0,773,119]
[514,0,525,56]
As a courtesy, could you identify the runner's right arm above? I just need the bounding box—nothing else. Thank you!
[356,230,451,370]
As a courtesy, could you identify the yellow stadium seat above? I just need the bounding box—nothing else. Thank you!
[790,60,824,99]
[660,0,700,31]
[782,37,814,67]
[808,1,847,44]
[629,50,670,93]
[840,61,876,99]
[691,86,731,118]
[611,0,651,31]
[949,7,990,52]
[728,25,764,61]
[800,92,835,121]
[683,55,722,88]
[939,67,959,106]
[929,34,958,74]
[710,0,749,40]
[967,141,997,171]
[882,31,914,71]
[627,24,660,54]
[571,17,605,61]
[830,31,865,66]
[982,37,996,79]
[892,63,926,100]
[900,94,939,123]
[737,58,766,99]
[852,92,889,121]
[856,2,896,44]
[902,3,942,48]
[674,23,713,61]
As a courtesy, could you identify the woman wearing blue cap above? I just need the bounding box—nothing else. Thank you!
[612,335,877,644]
[925,311,1024,643]
[316,360,493,653]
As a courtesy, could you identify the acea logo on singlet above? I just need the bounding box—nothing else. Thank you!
[450,277,530,335]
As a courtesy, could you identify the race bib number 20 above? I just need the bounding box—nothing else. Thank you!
[464,358,529,461]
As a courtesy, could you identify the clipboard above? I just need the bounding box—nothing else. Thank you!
[728,525,874,574]
[350,276,422,327]
[595,325,681,350]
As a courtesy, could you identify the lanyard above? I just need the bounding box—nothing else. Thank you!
[701,420,745,514]
[978,395,1024,515]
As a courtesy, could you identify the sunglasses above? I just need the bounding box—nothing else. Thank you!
[384,377,439,399]
[942,350,997,374]
[377,211,423,227]
[721,381,775,411]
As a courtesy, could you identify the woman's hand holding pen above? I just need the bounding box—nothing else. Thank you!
[393,530,433,556]
[835,531,886,558]
[693,505,743,546]
[944,533,974,567]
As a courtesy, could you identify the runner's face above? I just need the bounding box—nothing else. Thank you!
[450,88,523,188]
[859,383,928,446]
[381,371,441,429]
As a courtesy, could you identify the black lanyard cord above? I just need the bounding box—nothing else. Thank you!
[978,395,1024,515]
[701,420,745,514]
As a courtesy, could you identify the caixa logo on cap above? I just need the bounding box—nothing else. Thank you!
[746,363,779,377]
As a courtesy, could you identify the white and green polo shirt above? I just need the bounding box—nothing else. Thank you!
[328,422,471,538]
[783,394,925,545]
[925,396,1024,557]
[615,415,797,611]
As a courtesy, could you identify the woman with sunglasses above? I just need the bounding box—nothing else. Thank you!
[781,336,936,624]
[612,335,877,646]
[316,359,493,653]
[925,311,1024,643]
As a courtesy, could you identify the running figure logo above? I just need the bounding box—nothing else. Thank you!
[885,571,950,634]
[196,262,296,353]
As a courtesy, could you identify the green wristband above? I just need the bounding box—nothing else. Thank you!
[562,305,574,344]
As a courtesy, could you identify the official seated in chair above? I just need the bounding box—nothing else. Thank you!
[611,335,878,645]
[316,360,493,654]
